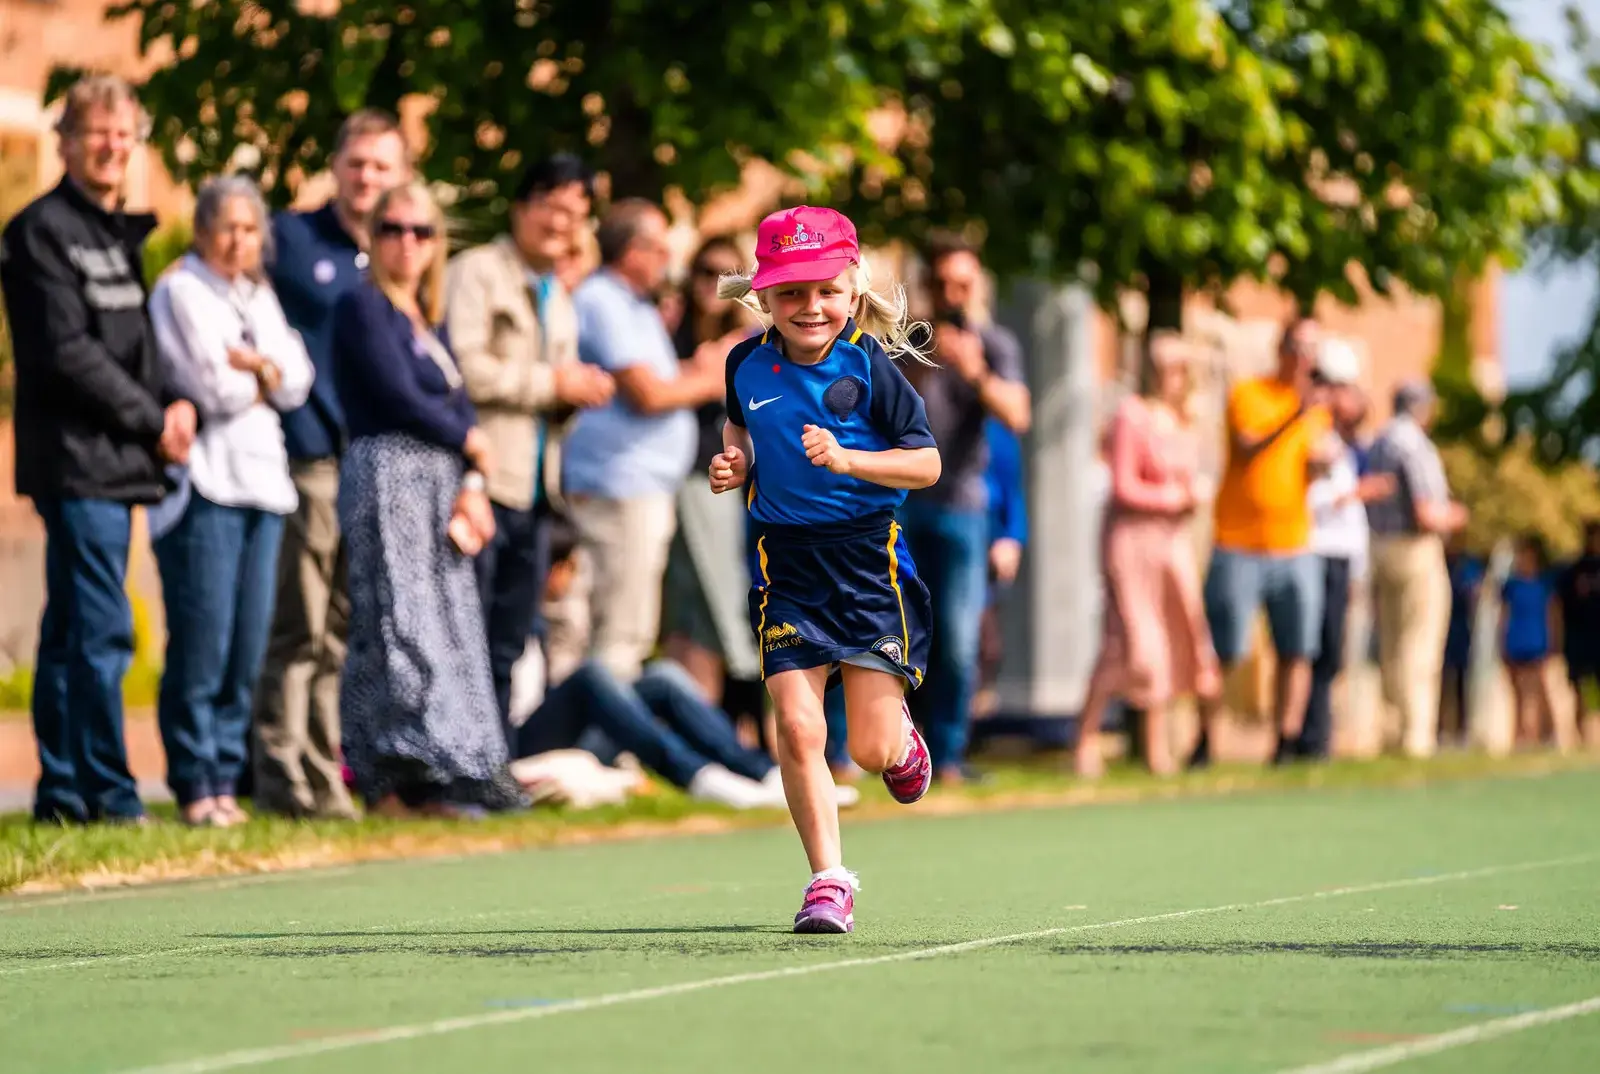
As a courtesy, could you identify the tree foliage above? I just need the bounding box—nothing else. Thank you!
[64,0,995,238]
[835,1,1574,323]
[1442,439,1600,558]
[54,1,1575,317]
[1474,6,1600,464]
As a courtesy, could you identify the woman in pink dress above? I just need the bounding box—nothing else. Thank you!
[1076,332,1221,777]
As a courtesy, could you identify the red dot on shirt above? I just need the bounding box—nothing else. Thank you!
[772,364,781,373]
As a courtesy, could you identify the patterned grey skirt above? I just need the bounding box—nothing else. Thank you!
[338,433,526,811]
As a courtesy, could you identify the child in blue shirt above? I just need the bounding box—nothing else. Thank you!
[1501,534,1556,745]
[710,206,941,934]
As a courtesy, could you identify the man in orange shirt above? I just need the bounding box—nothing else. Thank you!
[1191,317,1336,767]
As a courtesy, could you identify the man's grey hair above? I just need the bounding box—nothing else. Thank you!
[1393,378,1437,418]
[192,175,274,266]
[54,74,151,141]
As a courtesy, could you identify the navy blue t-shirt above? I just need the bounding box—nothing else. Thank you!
[270,205,365,460]
[726,320,936,526]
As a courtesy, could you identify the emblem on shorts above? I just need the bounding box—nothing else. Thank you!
[764,622,803,651]
[822,376,866,419]
[872,635,906,665]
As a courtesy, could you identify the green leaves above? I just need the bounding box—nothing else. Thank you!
[59,0,1574,331]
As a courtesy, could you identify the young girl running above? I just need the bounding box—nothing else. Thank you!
[709,206,941,934]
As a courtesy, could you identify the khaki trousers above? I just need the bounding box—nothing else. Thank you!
[1371,534,1451,758]
[547,493,677,684]
[251,458,355,817]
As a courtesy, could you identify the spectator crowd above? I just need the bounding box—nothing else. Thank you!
[2,76,1591,827]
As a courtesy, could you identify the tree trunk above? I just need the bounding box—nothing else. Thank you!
[1145,263,1184,333]
[601,90,667,202]
[1138,261,1185,392]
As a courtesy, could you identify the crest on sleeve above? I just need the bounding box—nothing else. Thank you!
[822,376,866,420]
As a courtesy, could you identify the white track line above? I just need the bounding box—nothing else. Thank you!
[106,853,1599,1074]
[1276,994,1600,1073]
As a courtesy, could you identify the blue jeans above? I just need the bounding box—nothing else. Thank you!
[475,500,547,736]
[30,498,142,822]
[514,660,773,789]
[154,494,285,806]
[900,500,990,770]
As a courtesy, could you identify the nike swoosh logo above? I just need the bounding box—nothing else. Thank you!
[748,395,782,410]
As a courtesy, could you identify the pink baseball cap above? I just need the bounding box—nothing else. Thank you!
[750,206,859,290]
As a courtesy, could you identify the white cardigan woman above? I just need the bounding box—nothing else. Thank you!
[146,176,312,828]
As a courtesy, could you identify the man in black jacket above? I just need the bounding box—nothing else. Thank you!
[0,75,196,824]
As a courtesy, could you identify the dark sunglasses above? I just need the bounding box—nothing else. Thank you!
[376,221,437,241]
[694,264,739,280]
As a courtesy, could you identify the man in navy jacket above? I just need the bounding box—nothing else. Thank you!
[252,109,409,819]
[0,76,196,824]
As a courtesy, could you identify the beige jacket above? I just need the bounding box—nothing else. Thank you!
[444,235,580,511]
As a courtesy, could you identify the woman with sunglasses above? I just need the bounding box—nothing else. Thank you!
[332,182,527,818]
[148,176,314,827]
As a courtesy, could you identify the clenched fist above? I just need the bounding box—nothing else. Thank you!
[802,424,852,475]
[709,445,748,493]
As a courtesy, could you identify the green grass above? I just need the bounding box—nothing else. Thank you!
[3,751,1591,895]
[4,767,1599,1073]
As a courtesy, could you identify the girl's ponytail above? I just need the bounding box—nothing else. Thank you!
[852,258,932,365]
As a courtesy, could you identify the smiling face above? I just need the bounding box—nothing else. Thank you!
[61,98,140,200]
[762,272,856,363]
[511,180,591,267]
[333,130,409,224]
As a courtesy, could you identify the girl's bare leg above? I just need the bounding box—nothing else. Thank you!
[839,665,910,774]
[766,666,840,873]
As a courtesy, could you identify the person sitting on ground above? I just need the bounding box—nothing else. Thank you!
[512,515,858,810]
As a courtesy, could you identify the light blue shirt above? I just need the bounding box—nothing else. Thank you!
[562,270,696,498]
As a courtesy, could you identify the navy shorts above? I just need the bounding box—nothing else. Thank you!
[748,512,931,689]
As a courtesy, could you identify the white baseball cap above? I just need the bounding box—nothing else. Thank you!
[1315,338,1362,385]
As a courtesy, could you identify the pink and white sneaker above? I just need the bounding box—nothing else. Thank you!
[881,704,932,805]
[793,875,856,934]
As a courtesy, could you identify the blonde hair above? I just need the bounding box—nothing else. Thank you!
[717,257,931,364]
[1142,329,1197,422]
[367,182,448,324]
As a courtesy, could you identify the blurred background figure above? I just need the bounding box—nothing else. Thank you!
[1439,530,1485,748]
[1294,340,1378,762]
[1074,332,1219,777]
[1556,520,1600,747]
[148,176,312,827]
[1501,534,1557,747]
[510,515,796,811]
[2,75,195,825]
[555,200,724,683]
[254,109,410,820]
[973,414,1028,716]
[661,235,762,704]
[445,154,614,738]
[333,183,524,818]
[1193,318,1332,768]
[901,235,1031,783]
[1365,379,1469,758]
